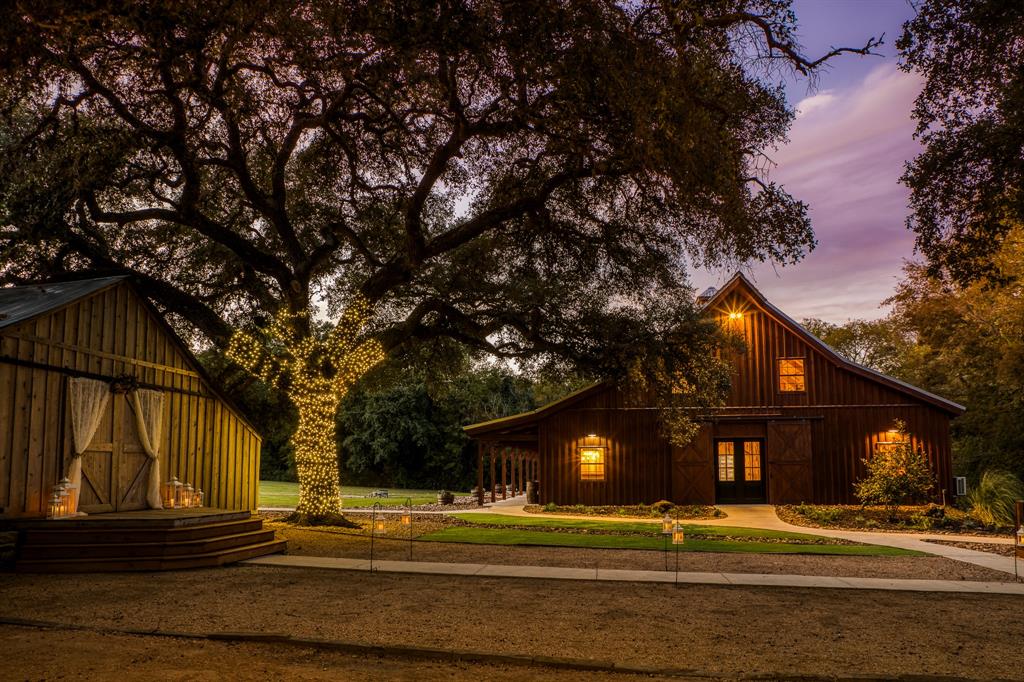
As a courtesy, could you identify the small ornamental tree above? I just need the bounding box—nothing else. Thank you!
[854,421,935,518]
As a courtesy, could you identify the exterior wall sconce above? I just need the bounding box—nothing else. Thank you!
[728,311,743,320]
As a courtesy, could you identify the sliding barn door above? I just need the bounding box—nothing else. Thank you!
[77,394,152,513]
[765,420,813,504]
[671,424,714,504]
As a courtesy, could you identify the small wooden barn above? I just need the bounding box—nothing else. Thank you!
[466,273,965,506]
[0,276,261,518]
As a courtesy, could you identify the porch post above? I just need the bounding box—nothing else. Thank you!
[476,441,484,506]
[501,449,507,500]
[489,446,496,503]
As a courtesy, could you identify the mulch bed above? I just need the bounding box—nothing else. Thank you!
[776,504,1014,536]
[924,539,1017,557]
[524,503,723,519]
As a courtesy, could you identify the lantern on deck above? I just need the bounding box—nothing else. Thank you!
[193,488,204,508]
[47,492,62,520]
[181,484,194,508]
[671,524,685,545]
[56,483,70,519]
[162,476,181,508]
[661,513,673,534]
[59,476,78,516]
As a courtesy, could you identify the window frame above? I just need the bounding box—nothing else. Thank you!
[578,445,606,482]
[777,357,807,394]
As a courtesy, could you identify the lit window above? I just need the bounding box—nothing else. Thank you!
[716,441,735,482]
[744,441,762,482]
[778,358,806,392]
[579,446,605,481]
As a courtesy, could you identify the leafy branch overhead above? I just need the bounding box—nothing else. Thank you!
[0,0,875,376]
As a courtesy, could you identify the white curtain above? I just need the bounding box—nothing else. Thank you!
[130,388,166,509]
[67,378,112,514]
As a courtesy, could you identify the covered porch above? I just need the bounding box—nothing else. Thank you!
[473,430,540,506]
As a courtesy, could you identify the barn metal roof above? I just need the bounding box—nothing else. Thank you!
[0,276,127,330]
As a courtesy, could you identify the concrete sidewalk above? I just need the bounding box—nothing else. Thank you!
[242,553,1024,595]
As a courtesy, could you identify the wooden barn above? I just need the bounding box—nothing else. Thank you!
[0,277,284,571]
[466,273,965,507]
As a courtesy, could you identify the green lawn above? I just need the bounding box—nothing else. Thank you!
[258,480,468,508]
[424,513,923,556]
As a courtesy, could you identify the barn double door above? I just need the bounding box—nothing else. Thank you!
[714,438,766,504]
[77,394,153,513]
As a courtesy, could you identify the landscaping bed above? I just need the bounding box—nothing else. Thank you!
[777,503,1015,536]
[924,539,1017,557]
[524,502,723,519]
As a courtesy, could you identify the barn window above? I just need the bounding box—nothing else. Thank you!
[778,358,806,392]
[744,441,762,482]
[716,441,735,482]
[579,446,605,481]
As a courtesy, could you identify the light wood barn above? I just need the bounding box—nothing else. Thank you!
[0,277,260,518]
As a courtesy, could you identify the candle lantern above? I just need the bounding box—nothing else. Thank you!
[59,476,78,516]
[193,488,204,508]
[173,478,184,508]
[162,476,180,508]
[57,483,70,519]
[400,510,412,527]
[47,492,62,520]
[181,484,194,508]
[374,517,387,534]
[671,524,685,545]
[661,513,673,534]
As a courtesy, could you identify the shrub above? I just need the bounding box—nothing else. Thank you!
[543,502,557,512]
[854,422,934,517]
[966,470,1024,526]
[650,500,675,514]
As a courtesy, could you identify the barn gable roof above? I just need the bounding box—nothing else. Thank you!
[0,276,127,330]
[465,273,964,434]
[703,272,965,416]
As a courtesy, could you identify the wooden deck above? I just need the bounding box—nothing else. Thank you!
[5,508,286,572]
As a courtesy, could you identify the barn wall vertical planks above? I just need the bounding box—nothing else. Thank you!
[0,279,261,517]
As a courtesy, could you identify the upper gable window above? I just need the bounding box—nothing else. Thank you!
[778,358,806,392]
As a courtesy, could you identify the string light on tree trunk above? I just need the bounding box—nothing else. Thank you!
[227,297,384,519]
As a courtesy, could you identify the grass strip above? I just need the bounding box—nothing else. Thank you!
[421,527,922,556]
[450,513,834,541]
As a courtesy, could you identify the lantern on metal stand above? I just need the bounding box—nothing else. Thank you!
[661,512,673,570]
[671,523,686,586]
[401,498,413,561]
[369,502,386,572]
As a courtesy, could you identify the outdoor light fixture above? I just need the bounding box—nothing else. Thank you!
[193,488,204,508]
[182,483,194,508]
[400,511,412,526]
[374,518,387,533]
[47,491,63,520]
[728,311,743,320]
[162,476,181,508]
[672,524,686,545]
[661,513,673,534]
[1015,525,1024,582]
[59,476,78,516]
[57,483,69,519]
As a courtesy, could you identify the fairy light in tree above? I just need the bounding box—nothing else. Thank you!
[228,297,384,519]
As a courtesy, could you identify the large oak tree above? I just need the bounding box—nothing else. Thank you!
[0,1,875,519]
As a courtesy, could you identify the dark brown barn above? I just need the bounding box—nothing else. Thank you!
[465,273,964,506]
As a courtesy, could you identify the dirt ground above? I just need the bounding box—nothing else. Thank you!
[926,539,1017,557]
[1,566,1022,680]
[267,521,1011,582]
[0,626,681,682]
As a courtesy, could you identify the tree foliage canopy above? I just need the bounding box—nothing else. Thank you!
[898,0,1024,283]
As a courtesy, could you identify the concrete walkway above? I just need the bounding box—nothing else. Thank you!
[242,553,1024,595]
[457,503,1020,576]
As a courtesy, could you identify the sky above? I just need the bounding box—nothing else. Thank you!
[693,0,922,322]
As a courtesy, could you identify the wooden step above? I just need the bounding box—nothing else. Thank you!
[8,509,251,530]
[18,529,278,560]
[15,539,288,573]
[21,518,265,545]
